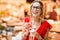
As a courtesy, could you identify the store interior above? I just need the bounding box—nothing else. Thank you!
[0,0,60,40]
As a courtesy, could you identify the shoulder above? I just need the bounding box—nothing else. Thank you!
[42,20,52,29]
[45,20,54,25]
[41,19,52,24]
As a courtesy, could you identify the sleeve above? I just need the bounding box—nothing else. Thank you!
[24,17,30,23]
[36,21,52,38]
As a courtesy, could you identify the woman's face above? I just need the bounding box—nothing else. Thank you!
[31,2,42,16]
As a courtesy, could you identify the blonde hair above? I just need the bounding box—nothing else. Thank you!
[30,1,44,19]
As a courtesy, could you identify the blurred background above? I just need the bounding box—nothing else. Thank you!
[0,0,60,40]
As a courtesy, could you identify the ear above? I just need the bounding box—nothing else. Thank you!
[30,7,32,12]
[30,8,32,14]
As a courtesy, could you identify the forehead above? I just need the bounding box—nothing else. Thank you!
[32,2,40,7]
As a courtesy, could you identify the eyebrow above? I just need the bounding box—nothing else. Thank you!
[32,6,42,9]
[32,5,42,7]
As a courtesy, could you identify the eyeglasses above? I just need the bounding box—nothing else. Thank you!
[32,6,42,10]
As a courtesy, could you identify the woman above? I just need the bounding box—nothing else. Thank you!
[24,1,52,40]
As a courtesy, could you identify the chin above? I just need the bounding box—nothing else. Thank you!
[33,14,39,16]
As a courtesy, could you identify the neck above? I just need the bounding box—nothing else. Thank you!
[31,16,42,28]
[31,16,41,24]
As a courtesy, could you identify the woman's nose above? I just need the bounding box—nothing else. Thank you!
[34,8,38,11]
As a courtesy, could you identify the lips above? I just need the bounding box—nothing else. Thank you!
[34,12,38,14]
